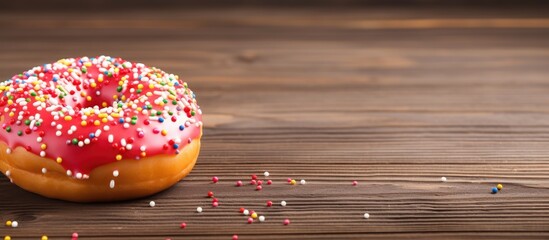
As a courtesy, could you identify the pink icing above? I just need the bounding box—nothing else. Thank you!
[0,56,202,177]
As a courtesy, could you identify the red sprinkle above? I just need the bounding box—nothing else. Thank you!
[212,176,219,183]
[283,219,290,225]
[256,185,262,191]
[232,235,239,240]
[287,178,292,183]
[212,198,218,203]
[247,217,253,224]
[239,207,245,213]
[180,222,187,229]
[72,233,79,238]
[266,200,273,207]
[267,180,273,185]
[236,180,243,187]
[352,181,358,186]
[251,174,258,180]
[257,180,263,185]
[212,201,219,207]
[208,191,214,198]
[250,180,257,185]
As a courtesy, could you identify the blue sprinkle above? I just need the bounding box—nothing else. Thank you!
[491,187,498,194]
[174,82,179,86]
[89,133,95,138]
[52,77,58,82]
[179,125,184,131]
[158,117,164,123]
[173,144,179,149]
[119,118,124,123]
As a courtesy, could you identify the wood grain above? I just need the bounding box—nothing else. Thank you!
[2,6,549,240]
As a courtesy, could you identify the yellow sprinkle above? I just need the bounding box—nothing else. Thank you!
[102,102,108,107]
[121,95,126,101]
[64,116,72,121]
[80,92,86,97]
[149,83,155,89]
[161,129,168,136]
[137,84,144,89]
[251,212,258,219]
[4,236,11,240]
[67,68,73,73]
[8,112,14,117]
[101,118,108,123]
[5,220,11,227]
[111,113,120,118]
[7,100,13,105]
[41,144,47,150]
[94,120,100,126]
[290,179,297,185]
[56,157,63,163]
[98,76,104,82]
[137,107,142,112]
[86,96,92,101]
[90,82,97,88]
[140,152,147,157]
[42,235,48,240]
[497,184,503,190]
[84,62,92,67]
[81,121,87,126]
[113,95,118,100]
[116,154,122,161]
[146,92,153,97]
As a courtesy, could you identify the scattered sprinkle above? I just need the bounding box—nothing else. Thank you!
[263,171,270,177]
[259,215,265,222]
[10,221,18,228]
[247,217,253,224]
[441,177,447,182]
[208,191,214,198]
[283,219,290,225]
[497,183,503,190]
[196,207,203,213]
[491,187,498,194]
[149,201,156,207]
[256,185,263,191]
[180,222,187,229]
[281,200,287,207]
[352,180,358,186]
[212,176,219,183]
[236,180,243,187]
[232,234,239,240]
[300,179,306,185]
[243,209,250,216]
[266,201,273,207]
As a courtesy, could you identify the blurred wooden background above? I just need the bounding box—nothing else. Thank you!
[2,1,549,239]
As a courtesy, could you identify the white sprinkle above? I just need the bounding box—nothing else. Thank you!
[76,173,83,179]
[37,137,42,142]
[108,134,114,143]
[196,207,203,213]
[123,123,130,129]
[6,148,11,154]
[40,151,46,157]
[66,170,72,176]
[56,130,62,136]
[259,216,265,222]
[103,125,110,131]
[78,141,84,147]
[126,144,133,150]
[441,177,447,182]
[364,213,370,219]
[113,170,119,177]
[5,170,11,177]
[264,171,270,177]
[243,209,249,216]
[140,145,147,152]
[11,221,18,228]
[300,179,306,185]
[41,168,47,174]
[120,138,127,146]
[95,129,102,137]
[149,201,156,207]
[280,201,287,207]
[84,138,90,144]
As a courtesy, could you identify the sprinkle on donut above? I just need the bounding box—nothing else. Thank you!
[0,56,202,177]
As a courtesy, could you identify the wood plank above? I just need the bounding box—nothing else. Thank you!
[2,6,549,239]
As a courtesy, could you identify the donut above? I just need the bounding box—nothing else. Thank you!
[0,56,203,202]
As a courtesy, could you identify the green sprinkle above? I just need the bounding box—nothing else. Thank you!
[6,126,11,132]
[72,138,78,145]
[24,119,31,125]
[117,86,123,92]
[17,130,23,136]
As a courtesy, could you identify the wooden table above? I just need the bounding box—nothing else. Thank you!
[2,5,549,239]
